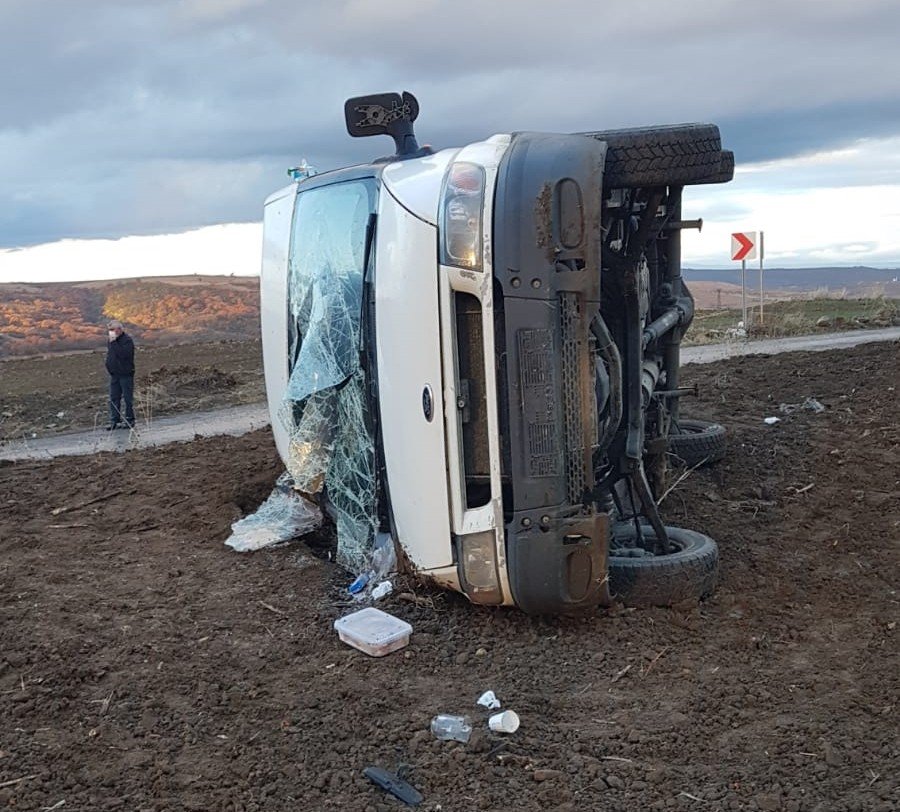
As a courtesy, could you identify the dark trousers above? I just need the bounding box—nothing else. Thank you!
[109,374,135,426]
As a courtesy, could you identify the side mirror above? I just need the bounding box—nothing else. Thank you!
[344,91,423,157]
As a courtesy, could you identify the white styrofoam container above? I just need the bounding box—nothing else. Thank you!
[334,607,412,657]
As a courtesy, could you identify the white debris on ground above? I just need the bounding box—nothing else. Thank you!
[477,690,502,710]
[779,397,826,414]
[225,473,322,552]
[371,580,393,601]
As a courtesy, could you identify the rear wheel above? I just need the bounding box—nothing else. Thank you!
[579,123,726,188]
[608,525,719,607]
[668,418,726,466]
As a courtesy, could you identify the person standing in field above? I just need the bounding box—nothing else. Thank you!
[105,320,136,430]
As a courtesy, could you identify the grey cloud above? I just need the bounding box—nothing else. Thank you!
[2,0,900,247]
[720,100,900,165]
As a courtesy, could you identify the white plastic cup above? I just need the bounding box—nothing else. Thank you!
[488,710,520,733]
[431,714,472,743]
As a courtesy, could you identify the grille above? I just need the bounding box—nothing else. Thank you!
[518,329,559,477]
[455,292,491,506]
[519,331,553,386]
[559,292,587,504]
[527,422,557,476]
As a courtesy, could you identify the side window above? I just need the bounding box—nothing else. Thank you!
[286,180,376,401]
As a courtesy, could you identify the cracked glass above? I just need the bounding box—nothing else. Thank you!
[281,178,378,574]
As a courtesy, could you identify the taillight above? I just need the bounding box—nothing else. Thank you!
[440,162,485,271]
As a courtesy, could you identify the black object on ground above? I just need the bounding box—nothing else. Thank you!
[668,418,727,466]
[363,766,423,806]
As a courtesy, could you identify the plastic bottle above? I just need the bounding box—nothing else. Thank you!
[347,571,372,595]
[430,714,472,743]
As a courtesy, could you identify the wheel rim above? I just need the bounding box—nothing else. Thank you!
[609,531,688,558]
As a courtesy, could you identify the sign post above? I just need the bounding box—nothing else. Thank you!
[731,232,758,328]
[758,231,765,325]
[741,259,747,325]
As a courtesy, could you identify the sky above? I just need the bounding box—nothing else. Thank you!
[1,0,899,282]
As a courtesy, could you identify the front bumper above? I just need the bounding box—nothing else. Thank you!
[491,132,612,614]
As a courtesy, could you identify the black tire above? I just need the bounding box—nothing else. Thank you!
[578,123,724,188]
[668,418,727,466]
[696,149,734,185]
[608,525,719,607]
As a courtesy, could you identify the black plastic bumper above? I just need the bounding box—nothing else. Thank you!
[492,132,612,614]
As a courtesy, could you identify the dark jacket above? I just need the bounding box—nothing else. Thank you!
[106,332,135,376]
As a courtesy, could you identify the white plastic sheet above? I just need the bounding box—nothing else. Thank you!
[225,473,322,552]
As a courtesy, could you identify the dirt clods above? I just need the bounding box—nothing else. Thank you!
[0,342,898,810]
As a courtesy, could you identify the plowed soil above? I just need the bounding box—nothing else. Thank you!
[0,340,264,440]
[1,342,897,812]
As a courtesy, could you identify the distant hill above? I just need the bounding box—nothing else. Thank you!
[0,275,259,357]
[4,268,897,358]
[684,266,900,294]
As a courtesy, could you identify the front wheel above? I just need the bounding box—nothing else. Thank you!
[608,525,719,607]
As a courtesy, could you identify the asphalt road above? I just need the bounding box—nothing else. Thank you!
[681,325,900,364]
[3,326,898,462]
[1,403,269,462]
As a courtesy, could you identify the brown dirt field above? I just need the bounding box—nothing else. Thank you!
[1,342,898,812]
[0,340,264,440]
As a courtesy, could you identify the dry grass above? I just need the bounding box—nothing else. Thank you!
[686,296,899,344]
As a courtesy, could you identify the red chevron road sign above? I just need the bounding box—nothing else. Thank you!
[731,231,757,261]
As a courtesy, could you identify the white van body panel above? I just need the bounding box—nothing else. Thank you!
[381,148,458,224]
[260,184,296,465]
[434,134,514,601]
[374,188,452,570]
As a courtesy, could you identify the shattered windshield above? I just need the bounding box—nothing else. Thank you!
[281,178,378,574]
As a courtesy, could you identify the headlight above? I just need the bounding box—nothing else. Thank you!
[457,530,503,604]
[440,162,485,271]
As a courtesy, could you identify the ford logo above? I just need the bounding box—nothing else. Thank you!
[422,385,434,422]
